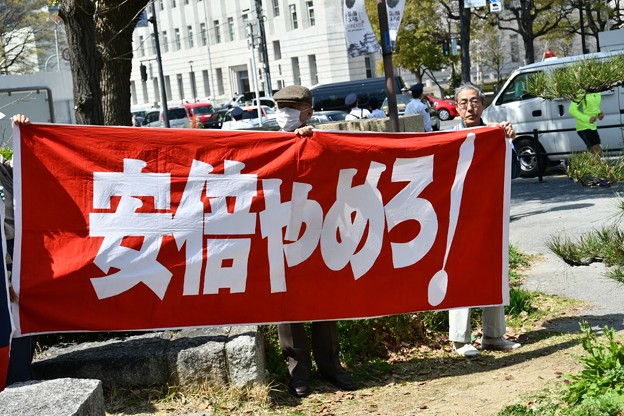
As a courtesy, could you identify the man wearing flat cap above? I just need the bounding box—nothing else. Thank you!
[344,93,371,120]
[273,85,357,398]
[273,85,314,136]
[405,83,432,132]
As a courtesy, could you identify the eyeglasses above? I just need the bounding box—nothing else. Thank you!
[457,98,482,109]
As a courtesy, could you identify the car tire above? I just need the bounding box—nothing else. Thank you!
[514,137,547,178]
[438,109,450,121]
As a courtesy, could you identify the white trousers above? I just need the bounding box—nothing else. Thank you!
[448,306,506,343]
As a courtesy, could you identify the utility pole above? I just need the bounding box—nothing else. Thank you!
[246,23,263,126]
[201,1,216,100]
[377,0,399,132]
[255,0,272,96]
[149,0,169,127]
[459,0,471,83]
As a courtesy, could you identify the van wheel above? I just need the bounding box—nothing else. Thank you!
[438,109,450,121]
[514,137,546,178]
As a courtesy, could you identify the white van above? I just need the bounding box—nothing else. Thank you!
[483,50,624,177]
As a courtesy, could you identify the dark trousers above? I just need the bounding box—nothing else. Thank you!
[6,336,34,385]
[277,321,343,383]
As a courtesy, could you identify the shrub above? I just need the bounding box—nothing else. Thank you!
[0,148,12,160]
[565,323,624,405]
[506,287,536,318]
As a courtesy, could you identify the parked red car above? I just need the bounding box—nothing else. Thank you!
[426,95,459,121]
[184,102,215,127]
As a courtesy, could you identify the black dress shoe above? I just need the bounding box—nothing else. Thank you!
[288,381,312,398]
[323,372,357,391]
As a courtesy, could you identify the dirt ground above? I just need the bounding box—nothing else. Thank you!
[270,325,586,416]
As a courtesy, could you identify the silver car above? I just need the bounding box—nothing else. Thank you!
[142,106,191,128]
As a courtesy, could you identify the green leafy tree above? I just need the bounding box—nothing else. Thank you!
[0,0,54,74]
[58,0,148,126]
[366,0,455,91]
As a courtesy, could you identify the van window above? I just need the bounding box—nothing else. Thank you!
[168,108,188,120]
[310,77,405,112]
[498,72,536,104]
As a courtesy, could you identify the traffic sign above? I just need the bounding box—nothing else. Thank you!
[490,0,503,12]
[61,48,71,61]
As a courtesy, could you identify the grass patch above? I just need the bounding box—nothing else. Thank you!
[105,381,273,415]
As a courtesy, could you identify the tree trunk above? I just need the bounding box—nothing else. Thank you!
[59,0,103,125]
[97,0,148,126]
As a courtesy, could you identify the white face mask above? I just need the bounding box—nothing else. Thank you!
[276,107,303,131]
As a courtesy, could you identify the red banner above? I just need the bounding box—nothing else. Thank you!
[12,124,511,336]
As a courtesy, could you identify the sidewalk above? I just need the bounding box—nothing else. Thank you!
[509,174,624,332]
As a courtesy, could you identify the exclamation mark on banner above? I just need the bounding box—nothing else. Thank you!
[428,133,476,306]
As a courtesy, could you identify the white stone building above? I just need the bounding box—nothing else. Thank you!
[130,0,383,108]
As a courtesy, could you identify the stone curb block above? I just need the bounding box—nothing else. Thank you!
[0,378,104,416]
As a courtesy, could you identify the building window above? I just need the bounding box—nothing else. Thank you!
[214,20,221,43]
[159,0,163,10]
[216,68,224,95]
[273,40,281,60]
[308,54,318,85]
[131,81,138,105]
[273,0,280,16]
[307,1,315,26]
[291,57,300,85]
[200,23,207,46]
[153,77,160,103]
[510,34,519,63]
[365,57,373,78]
[185,0,189,4]
[228,17,235,41]
[142,81,149,104]
[290,4,298,29]
[165,75,172,99]
[138,35,145,57]
[151,33,156,54]
[202,70,211,96]
[162,31,169,53]
[175,28,181,50]
[187,25,194,48]
[177,74,184,100]
[171,0,176,7]
[189,70,197,99]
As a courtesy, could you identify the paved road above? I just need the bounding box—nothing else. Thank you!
[509,174,624,332]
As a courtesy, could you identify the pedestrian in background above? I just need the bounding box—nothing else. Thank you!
[344,93,371,120]
[569,92,604,156]
[448,84,521,357]
[272,85,356,397]
[367,96,386,118]
[404,83,432,132]
[222,107,253,130]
